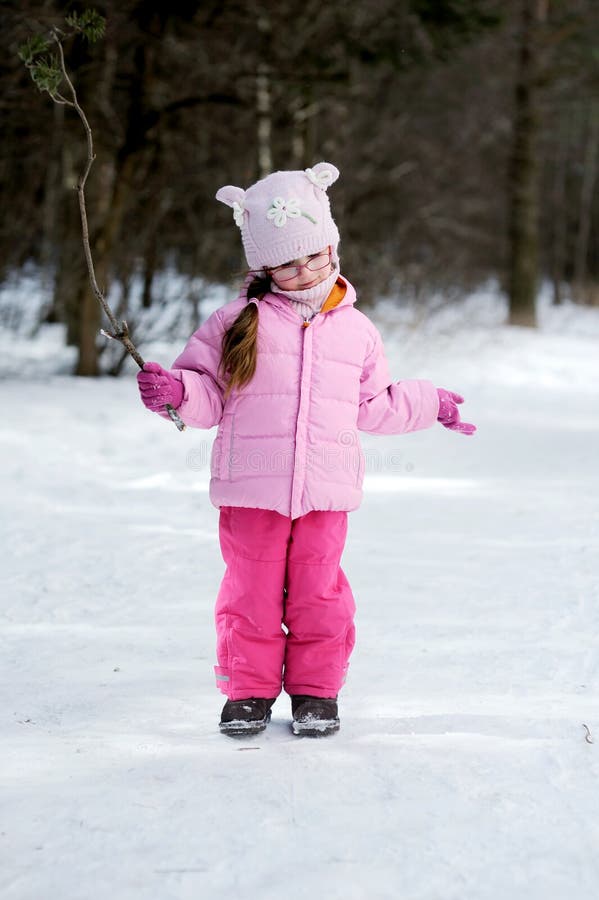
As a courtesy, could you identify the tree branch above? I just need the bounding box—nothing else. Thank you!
[21,19,185,430]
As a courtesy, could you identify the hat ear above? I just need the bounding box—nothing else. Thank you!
[304,162,340,191]
[215,185,246,208]
[216,185,246,227]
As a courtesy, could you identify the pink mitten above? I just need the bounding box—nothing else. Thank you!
[436,388,476,435]
[137,362,184,412]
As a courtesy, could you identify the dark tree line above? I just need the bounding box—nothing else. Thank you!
[1,0,597,374]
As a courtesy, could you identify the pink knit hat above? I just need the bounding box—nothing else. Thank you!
[216,162,340,270]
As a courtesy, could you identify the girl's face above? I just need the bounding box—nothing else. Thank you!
[268,246,333,291]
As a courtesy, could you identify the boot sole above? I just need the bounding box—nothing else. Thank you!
[291,717,340,737]
[219,710,272,737]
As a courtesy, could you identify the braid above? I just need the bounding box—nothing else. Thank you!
[219,274,270,397]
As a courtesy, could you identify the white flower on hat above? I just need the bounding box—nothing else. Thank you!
[232,201,245,227]
[266,196,302,227]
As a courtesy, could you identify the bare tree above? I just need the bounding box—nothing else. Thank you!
[573,101,599,303]
[507,0,547,327]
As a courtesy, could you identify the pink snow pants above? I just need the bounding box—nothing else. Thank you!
[214,507,356,701]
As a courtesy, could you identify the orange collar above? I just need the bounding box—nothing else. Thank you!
[320,279,347,314]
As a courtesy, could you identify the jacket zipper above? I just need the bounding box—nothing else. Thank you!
[301,312,362,490]
[290,317,312,515]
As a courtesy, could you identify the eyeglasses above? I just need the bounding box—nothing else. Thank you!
[270,249,331,283]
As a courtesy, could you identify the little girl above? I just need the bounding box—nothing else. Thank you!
[137,162,475,738]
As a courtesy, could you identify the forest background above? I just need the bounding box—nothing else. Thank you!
[1,0,597,375]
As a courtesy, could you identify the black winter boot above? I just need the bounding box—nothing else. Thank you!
[290,695,340,737]
[219,697,276,736]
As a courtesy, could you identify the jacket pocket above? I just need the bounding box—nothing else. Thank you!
[218,414,235,481]
[355,446,365,488]
[210,418,228,481]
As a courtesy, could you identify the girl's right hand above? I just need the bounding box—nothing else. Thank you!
[137,361,184,412]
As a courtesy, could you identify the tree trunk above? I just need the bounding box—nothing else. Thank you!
[290,84,320,169]
[573,101,599,303]
[39,103,64,321]
[75,281,101,376]
[142,231,157,308]
[507,0,546,327]
[256,62,272,178]
[256,12,273,178]
[68,27,131,376]
[550,110,570,305]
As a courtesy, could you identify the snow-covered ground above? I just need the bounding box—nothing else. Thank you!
[1,283,599,899]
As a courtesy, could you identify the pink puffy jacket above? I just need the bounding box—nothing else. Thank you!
[160,275,439,518]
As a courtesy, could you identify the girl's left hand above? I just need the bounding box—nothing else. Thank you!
[436,388,476,435]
